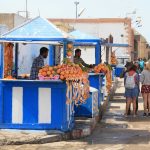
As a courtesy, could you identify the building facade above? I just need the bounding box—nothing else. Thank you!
[134,31,150,60]
[49,18,133,63]
[0,13,26,33]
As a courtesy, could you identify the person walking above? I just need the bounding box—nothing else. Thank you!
[139,58,145,72]
[124,65,139,117]
[140,61,150,116]
[134,61,140,113]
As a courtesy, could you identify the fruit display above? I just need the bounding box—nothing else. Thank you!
[94,63,112,93]
[111,51,118,65]
[3,75,16,80]
[105,66,112,93]
[38,63,90,105]
[93,63,107,74]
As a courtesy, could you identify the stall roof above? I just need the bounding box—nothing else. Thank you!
[69,30,101,44]
[0,17,72,42]
[102,43,130,47]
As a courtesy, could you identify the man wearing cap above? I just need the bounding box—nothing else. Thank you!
[74,49,93,68]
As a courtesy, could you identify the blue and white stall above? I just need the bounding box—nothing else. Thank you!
[0,17,74,131]
[69,30,104,117]
[102,43,129,78]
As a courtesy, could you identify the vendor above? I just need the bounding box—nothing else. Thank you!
[74,49,94,68]
[30,47,49,80]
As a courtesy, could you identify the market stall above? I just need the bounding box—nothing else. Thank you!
[0,17,78,131]
[102,43,130,78]
[69,30,105,117]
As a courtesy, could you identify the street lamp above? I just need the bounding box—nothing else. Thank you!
[25,0,28,19]
[74,1,79,19]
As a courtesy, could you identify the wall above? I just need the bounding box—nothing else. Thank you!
[49,18,133,63]
[0,13,26,31]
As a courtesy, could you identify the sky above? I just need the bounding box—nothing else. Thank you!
[0,0,150,42]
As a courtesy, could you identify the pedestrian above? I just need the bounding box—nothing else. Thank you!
[139,58,145,72]
[140,61,150,116]
[134,61,140,113]
[124,65,139,117]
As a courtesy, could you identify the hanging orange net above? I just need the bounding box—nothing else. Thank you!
[4,43,14,78]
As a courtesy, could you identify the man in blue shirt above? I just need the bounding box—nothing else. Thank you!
[30,47,48,80]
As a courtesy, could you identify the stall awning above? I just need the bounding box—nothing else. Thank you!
[102,43,130,47]
[0,17,72,42]
[69,30,101,44]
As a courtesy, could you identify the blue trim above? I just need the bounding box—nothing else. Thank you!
[0,81,3,123]
[3,86,12,123]
[63,40,67,58]
[49,45,55,66]
[95,42,101,65]
[74,39,100,43]
[0,44,3,79]
[0,123,73,131]
[0,38,67,42]
[102,43,129,47]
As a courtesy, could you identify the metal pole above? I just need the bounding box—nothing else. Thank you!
[74,1,79,19]
[26,0,28,19]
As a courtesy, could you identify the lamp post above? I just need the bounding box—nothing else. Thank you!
[74,1,79,19]
[25,0,28,19]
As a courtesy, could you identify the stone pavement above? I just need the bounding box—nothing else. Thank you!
[1,78,150,150]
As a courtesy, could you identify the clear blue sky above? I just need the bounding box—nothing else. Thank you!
[0,0,150,42]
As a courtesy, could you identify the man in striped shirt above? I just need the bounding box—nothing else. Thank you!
[30,47,48,80]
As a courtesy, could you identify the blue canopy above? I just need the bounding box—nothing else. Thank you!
[102,43,129,47]
[69,30,101,43]
[0,17,71,42]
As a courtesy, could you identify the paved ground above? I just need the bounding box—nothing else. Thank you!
[1,78,150,150]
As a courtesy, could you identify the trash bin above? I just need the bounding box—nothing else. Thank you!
[115,65,125,77]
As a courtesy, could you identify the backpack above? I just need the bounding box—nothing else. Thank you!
[125,72,136,89]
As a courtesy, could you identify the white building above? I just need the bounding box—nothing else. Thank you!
[49,18,133,64]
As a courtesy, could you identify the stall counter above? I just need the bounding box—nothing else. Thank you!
[88,73,104,107]
[0,79,74,131]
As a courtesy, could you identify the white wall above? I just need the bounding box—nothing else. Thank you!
[0,24,8,35]
[14,14,27,28]
[74,46,95,64]
[69,22,129,61]
[18,44,49,75]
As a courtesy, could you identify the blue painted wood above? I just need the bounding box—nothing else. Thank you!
[89,74,104,107]
[74,91,98,117]
[0,80,74,131]
[115,67,124,77]
[0,123,72,130]
[0,44,3,78]
[89,74,99,106]
[95,42,101,65]
[63,40,67,58]
[0,81,3,123]
[23,86,38,123]
[49,45,55,66]
[3,86,12,123]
